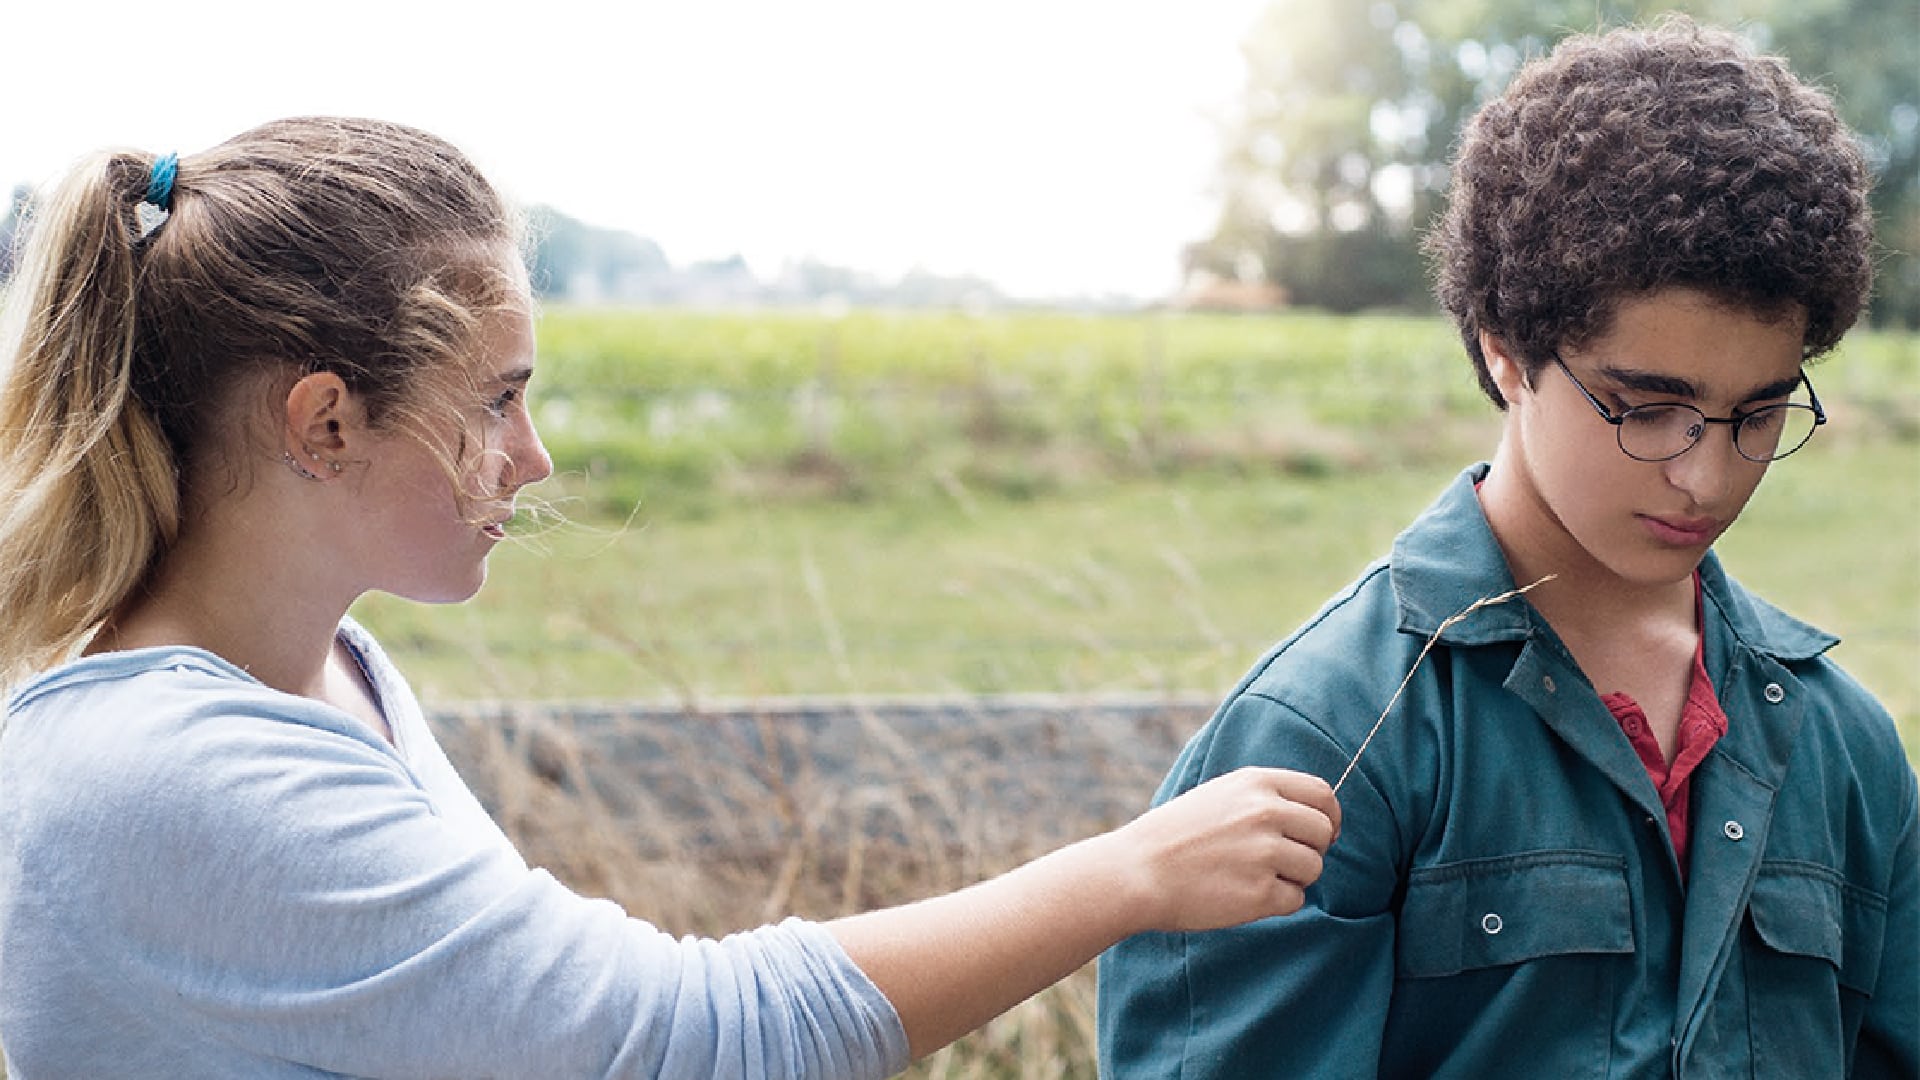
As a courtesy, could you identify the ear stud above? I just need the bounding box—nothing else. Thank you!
[283,451,345,480]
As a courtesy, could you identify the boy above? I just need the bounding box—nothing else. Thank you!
[1097,18,1916,1078]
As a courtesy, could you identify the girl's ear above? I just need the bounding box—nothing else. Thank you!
[281,372,353,476]
[1479,330,1531,407]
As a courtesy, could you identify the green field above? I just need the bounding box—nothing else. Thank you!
[325,308,1920,1077]
[354,308,1920,757]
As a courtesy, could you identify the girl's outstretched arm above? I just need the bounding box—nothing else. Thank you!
[827,765,1339,1060]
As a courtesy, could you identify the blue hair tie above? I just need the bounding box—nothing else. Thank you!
[144,153,179,210]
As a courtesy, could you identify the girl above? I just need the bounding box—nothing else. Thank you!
[0,117,1339,1078]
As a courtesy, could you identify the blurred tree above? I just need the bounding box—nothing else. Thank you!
[1756,0,1920,326]
[1202,0,1429,312]
[525,205,671,302]
[1203,0,1919,324]
[0,184,31,283]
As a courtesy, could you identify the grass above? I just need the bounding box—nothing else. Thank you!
[357,436,1918,749]
[525,308,1528,518]
[391,436,1914,1079]
[408,425,1915,1078]
[2,310,1907,1078]
[518,307,1914,518]
[434,695,1168,1079]
[357,308,1916,728]
[338,309,1919,1078]
[361,464,1451,698]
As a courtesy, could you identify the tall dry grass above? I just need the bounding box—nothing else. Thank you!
[431,694,1211,1078]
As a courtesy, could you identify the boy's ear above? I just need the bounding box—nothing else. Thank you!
[1480,330,1530,407]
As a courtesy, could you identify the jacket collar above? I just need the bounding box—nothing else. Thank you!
[1390,463,1837,661]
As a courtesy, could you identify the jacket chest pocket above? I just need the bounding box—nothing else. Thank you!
[1736,862,1887,1078]
[1387,852,1634,1079]
[1398,851,1635,977]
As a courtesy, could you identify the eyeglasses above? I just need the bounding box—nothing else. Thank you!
[1551,354,1826,463]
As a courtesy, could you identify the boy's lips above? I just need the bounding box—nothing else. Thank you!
[1640,513,1719,545]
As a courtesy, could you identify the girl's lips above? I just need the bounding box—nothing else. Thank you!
[480,503,515,540]
[1640,514,1719,546]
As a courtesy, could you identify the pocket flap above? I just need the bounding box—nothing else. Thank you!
[1399,851,1634,978]
[1748,863,1887,994]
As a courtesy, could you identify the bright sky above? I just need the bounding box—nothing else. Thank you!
[1,0,1268,301]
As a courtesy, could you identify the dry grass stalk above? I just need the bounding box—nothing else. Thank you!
[1333,574,1555,795]
[441,695,1173,1077]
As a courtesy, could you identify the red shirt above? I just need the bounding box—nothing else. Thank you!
[1598,576,1728,882]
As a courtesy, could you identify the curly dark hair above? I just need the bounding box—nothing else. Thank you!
[1426,16,1874,407]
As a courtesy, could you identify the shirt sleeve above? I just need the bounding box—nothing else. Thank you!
[1097,691,1401,1079]
[70,692,910,1080]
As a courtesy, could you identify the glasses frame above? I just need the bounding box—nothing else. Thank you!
[1550,353,1826,463]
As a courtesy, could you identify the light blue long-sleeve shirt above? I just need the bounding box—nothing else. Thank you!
[0,620,908,1079]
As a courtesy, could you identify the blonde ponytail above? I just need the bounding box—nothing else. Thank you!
[0,152,181,689]
[0,118,523,690]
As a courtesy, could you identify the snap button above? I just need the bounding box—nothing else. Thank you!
[1763,682,1785,704]
[1723,820,1745,841]
[1542,675,1557,694]
[1481,912,1504,935]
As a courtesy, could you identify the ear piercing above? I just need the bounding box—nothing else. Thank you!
[283,449,344,482]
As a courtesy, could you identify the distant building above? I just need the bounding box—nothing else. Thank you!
[1169,269,1290,313]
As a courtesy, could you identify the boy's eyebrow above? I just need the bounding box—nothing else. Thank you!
[1595,365,1804,404]
[1741,373,1810,403]
[1596,366,1699,398]
[495,366,535,386]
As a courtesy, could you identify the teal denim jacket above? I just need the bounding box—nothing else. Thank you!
[1098,465,1918,1079]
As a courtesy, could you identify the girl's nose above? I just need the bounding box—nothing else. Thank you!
[514,414,554,488]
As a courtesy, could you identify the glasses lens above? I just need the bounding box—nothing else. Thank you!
[1617,405,1705,461]
[1736,404,1820,461]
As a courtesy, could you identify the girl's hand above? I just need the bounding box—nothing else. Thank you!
[1106,766,1341,933]
[830,764,1340,1059]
